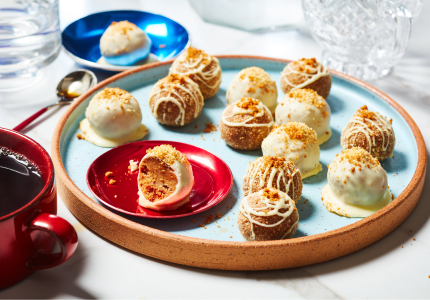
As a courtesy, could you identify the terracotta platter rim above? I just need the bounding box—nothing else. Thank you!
[52,55,427,248]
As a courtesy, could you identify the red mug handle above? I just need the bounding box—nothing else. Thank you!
[27,213,78,270]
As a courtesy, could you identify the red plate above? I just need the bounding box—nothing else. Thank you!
[86,141,233,218]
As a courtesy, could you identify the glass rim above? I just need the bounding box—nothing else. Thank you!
[0,0,58,25]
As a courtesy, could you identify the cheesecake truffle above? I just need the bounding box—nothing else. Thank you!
[237,188,299,241]
[280,58,331,99]
[226,67,278,112]
[138,145,194,211]
[321,148,392,218]
[79,87,148,147]
[100,21,152,66]
[262,122,322,179]
[148,74,204,126]
[341,105,395,160]
[276,89,331,145]
[169,47,221,99]
[220,98,274,150]
[243,156,302,203]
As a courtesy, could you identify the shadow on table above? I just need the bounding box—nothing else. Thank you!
[0,244,96,299]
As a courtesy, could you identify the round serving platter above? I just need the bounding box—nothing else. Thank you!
[52,55,426,270]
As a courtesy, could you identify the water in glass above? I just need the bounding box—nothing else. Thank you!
[0,0,61,90]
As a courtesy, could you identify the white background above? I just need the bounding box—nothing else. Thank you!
[1,0,430,298]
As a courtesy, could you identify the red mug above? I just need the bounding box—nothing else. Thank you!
[0,128,78,290]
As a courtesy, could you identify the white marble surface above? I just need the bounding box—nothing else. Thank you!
[1,0,430,298]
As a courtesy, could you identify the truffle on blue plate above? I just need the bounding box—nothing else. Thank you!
[100,21,152,66]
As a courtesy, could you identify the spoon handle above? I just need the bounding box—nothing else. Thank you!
[13,107,48,132]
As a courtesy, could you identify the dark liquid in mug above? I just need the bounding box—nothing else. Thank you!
[0,147,45,218]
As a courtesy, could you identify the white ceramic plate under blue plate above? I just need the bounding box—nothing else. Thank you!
[62,10,190,71]
[59,57,418,242]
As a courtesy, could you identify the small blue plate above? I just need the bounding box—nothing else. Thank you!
[62,10,190,71]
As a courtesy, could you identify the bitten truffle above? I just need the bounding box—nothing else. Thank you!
[138,145,194,211]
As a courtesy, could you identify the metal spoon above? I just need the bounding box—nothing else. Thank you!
[13,69,97,132]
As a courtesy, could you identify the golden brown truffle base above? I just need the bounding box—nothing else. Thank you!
[237,192,299,241]
[341,128,395,161]
[220,100,273,150]
[341,113,395,161]
[149,89,203,127]
[280,73,332,99]
[171,62,221,100]
[151,101,183,127]
[138,156,178,202]
[220,122,272,150]
[149,75,203,127]
[243,156,303,203]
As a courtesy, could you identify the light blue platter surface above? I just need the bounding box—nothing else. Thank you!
[60,58,418,242]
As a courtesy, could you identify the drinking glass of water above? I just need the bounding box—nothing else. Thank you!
[302,0,417,80]
[0,0,61,91]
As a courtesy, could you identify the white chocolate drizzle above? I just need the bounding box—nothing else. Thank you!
[245,158,298,201]
[281,60,329,91]
[239,190,297,240]
[170,51,222,89]
[221,100,274,128]
[149,76,203,126]
[341,111,394,155]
